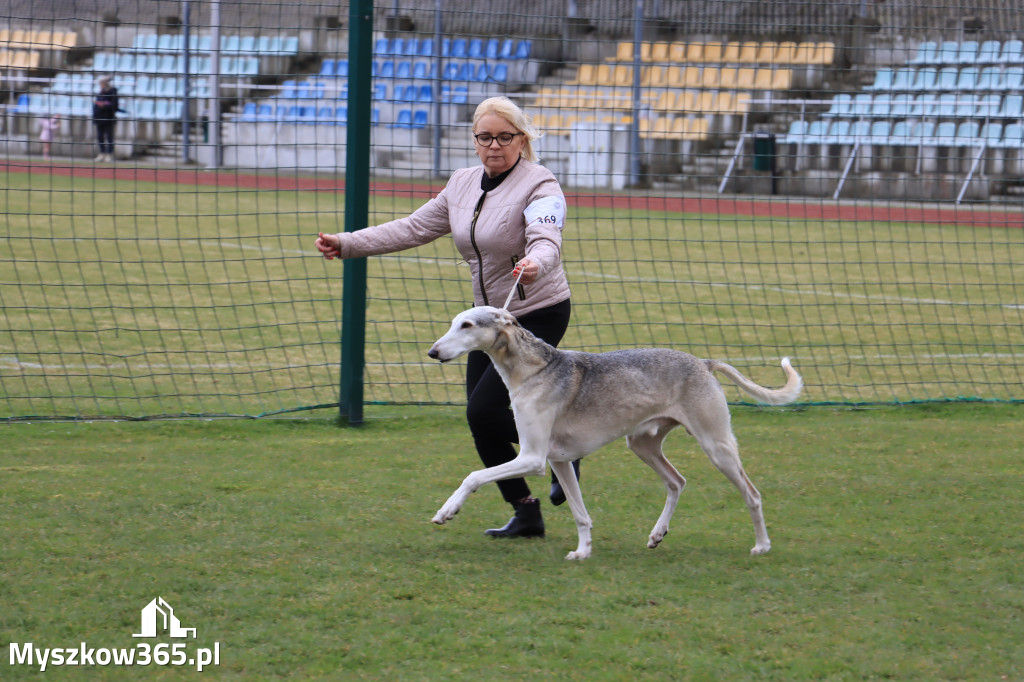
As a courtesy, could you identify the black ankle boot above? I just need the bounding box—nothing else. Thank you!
[484,498,545,538]
[549,459,582,506]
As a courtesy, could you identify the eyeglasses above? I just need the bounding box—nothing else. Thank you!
[473,132,524,147]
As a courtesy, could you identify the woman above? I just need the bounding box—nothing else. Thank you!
[93,76,119,162]
[316,96,580,538]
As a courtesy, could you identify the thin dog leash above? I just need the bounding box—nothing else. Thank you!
[501,265,526,311]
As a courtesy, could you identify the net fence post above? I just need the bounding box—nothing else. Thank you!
[339,0,374,426]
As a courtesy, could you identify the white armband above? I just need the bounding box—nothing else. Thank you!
[524,195,566,230]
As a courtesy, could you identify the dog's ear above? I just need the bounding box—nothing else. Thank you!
[492,309,520,327]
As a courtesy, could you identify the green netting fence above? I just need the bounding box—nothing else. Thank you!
[2,0,1022,422]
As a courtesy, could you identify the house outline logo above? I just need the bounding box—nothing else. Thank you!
[132,597,197,639]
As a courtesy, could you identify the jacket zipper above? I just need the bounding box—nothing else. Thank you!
[469,191,489,306]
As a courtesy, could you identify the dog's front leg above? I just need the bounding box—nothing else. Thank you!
[431,454,548,525]
[550,459,593,560]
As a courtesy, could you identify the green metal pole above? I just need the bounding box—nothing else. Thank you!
[339,0,374,425]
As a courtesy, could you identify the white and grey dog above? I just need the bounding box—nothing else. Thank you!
[427,306,803,560]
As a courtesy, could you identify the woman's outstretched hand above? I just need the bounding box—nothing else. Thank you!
[316,232,342,260]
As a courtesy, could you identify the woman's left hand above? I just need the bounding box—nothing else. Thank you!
[513,258,540,285]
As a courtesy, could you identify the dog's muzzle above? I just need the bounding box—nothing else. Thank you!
[427,347,449,363]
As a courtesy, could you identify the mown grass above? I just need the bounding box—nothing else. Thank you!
[3,170,1024,419]
[2,403,1021,680]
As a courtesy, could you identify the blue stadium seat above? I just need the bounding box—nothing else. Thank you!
[392,38,408,56]
[239,35,257,55]
[374,37,390,55]
[912,67,937,90]
[449,38,468,59]
[889,93,914,117]
[977,94,1001,117]
[335,59,348,78]
[976,65,1001,90]
[955,66,979,91]
[499,39,516,60]
[866,68,893,91]
[928,121,959,146]
[320,59,336,77]
[468,39,484,59]
[979,122,1003,146]
[490,63,509,83]
[782,119,809,144]
[851,93,872,116]
[997,94,1023,118]
[1001,66,1024,90]
[909,41,937,65]
[378,61,395,78]
[869,94,892,118]
[396,61,412,79]
[413,110,428,128]
[452,86,468,104]
[802,119,830,144]
[334,106,347,125]
[442,63,460,80]
[514,40,532,59]
[997,122,1023,148]
[485,38,501,59]
[867,120,891,144]
[821,94,852,118]
[977,40,1001,64]
[891,67,915,90]
[936,41,960,64]
[239,102,259,121]
[909,94,936,118]
[823,119,850,144]
[416,85,434,102]
[412,60,432,79]
[933,66,958,90]
[957,41,979,64]
[392,109,413,127]
[999,40,1023,63]
[934,93,957,118]
[417,38,435,57]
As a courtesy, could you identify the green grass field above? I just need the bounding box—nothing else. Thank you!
[2,169,1023,421]
[1,403,1021,680]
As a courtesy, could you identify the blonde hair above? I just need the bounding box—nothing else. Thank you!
[472,96,540,163]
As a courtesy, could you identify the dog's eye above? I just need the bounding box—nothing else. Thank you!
[460,321,473,329]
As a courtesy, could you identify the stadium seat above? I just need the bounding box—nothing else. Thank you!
[933,66,959,90]
[866,68,894,91]
[996,122,1023,148]
[934,93,957,118]
[909,41,938,65]
[976,65,1001,90]
[955,66,979,91]
[319,59,336,77]
[977,40,1001,64]
[490,63,508,83]
[957,41,979,64]
[998,40,1023,63]
[979,122,1003,146]
[851,93,873,117]
[782,119,809,144]
[928,121,959,146]
[867,120,891,144]
[997,94,1024,118]
[468,39,484,59]
[936,41,960,64]
[514,40,532,60]
[912,67,938,90]
[889,93,914,117]
[886,67,913,91]
[869,94,893,118]
[821,93,852,118]
[977,94,1001,118]
[1001,66,1024,90]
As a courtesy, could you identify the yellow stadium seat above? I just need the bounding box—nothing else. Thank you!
[701,66,721,88]
[0,50,11,68]
[776,41,797,64]
[571,64,597,86]
[737,67,757,90]
[697,90,717,112]
[684,118,710,141]
[755,41,778,64]
[649,42,670,63]
[770,68,793,89]
[615,64,633,86]
[654,90,676,112]
[58,32,78,49]
[703,42,724,63]
[643,65,668,88]
[668,42,688,63]
[754,68,774,90]
[0,29,10,46]
[609,41,632,62]
[10,29,28,49]
[737,41,759,63]
[718,67,739,89]
[815,42,836,65]
[792,42,816,64]
[677,90,698,113]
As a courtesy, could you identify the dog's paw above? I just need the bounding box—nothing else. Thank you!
[431,509,456,525]
[647,527,668,549]
[565,549,591,560]
[750,542,771,556]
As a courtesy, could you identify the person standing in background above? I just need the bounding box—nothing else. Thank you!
[93,76,119,162]
[38,113,60,160]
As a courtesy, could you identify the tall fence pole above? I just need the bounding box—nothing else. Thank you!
[339,0,374,425]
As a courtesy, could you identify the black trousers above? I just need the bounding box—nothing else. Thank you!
[465,299,571,504]
[95,120,116,154]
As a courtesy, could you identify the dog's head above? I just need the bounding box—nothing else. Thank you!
[427,306,518,363]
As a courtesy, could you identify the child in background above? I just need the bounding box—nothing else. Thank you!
[38,114,60,160]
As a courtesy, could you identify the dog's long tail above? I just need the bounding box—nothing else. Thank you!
[707,357,803,405]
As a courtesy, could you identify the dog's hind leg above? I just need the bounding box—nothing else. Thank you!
[693,426,771,556]
[550,459,593,560]
[626,422,687,550]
